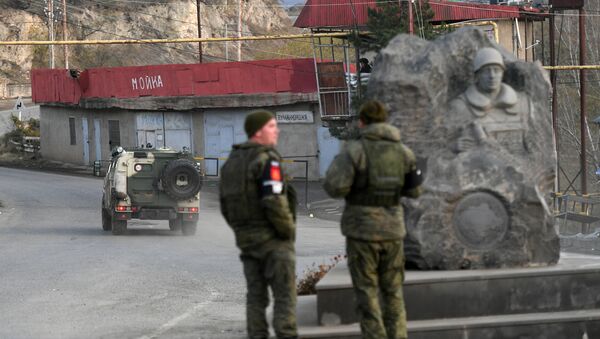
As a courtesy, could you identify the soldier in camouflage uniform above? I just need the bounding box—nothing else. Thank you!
[324,100,423,339]
[219,110,298,339]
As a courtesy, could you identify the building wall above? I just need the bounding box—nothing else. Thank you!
[201,103,322,180]
[40,106,137,165]
[134,112,193,152]
[192,110,204,158]
[497,19,535,61]
[276,103,321,180]
[39,102,328,180]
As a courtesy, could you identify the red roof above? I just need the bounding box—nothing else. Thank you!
[31,58,317,105]
[294,0,522,29]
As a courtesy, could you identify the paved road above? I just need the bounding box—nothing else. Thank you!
[0,167,345,339]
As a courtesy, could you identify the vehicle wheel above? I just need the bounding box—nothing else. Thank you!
[102,208,112,231]
[111,217,127,235]
[169,217,182,232]
[161,159,202,201]
[182,221,197,236]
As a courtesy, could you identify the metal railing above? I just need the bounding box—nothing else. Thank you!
[282,158,309,209]
[194,157,225,177]
[93,160,112,177]
[195,155,312,209]
[553,192,600,234]
[92,155,313,209]
[8,136,40,154]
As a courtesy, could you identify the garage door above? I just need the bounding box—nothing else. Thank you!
[204,110,247,176]
[136,112,192,152]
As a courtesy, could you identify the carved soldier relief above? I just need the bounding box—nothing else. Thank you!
[449,48,532,156]
[366,28,558,269]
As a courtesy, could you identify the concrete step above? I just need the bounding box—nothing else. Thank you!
[316,252,600,325]
[298,295,600,339]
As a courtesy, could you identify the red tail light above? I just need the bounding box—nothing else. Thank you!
[115,205,131,212]
[189,207,199,213]
[178,207,185,212]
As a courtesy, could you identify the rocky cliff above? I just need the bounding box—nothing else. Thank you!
[0,0,297,93]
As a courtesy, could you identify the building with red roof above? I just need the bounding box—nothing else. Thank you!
[294,0,525,29]
[32,58,341,179]
[294,0,546,61]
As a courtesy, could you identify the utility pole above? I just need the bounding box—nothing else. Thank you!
[62,0,68,69]
[225,23,229,61]
[579,6,587,194]
[196,0,203,63]
[549,8,559,192]
[48,0,55,68]
[237,0,241,61]
[408,0,414,35]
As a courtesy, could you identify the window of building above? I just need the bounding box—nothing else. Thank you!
[108,120,121,149]
[69,117,76,145]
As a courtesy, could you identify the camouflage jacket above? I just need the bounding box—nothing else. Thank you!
[323,123,422,241]
[219,142,296,251]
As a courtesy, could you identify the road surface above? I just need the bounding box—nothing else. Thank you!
[0,166,345,339]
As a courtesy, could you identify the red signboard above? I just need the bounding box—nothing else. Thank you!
[31,58,318,105]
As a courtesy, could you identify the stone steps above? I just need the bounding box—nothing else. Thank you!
[316,252,600,325]
[297,252,600,338]
[299,295,600,339]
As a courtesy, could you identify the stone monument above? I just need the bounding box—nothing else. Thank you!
[366,27,559,269]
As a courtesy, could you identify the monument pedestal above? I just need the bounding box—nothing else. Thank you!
[297,252,600,338]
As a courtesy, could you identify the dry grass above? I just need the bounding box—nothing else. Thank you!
[297,254,346,296]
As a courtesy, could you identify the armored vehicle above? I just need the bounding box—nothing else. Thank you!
[102,146,202,236]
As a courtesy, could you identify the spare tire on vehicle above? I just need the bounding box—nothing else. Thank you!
[161,158,202,200]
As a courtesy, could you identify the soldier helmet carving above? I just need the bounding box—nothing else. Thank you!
[473,47,505,72]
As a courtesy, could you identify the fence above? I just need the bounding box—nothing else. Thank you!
[93,160,112,177]
[195,156,311,208]
[90,155,311,208]
[554,192,600,235]
[8,136,40,154]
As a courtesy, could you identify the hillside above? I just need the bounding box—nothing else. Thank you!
[0,0,299,91]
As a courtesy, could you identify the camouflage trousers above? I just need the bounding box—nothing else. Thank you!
[347,238,407,339]
[240,240,297,339]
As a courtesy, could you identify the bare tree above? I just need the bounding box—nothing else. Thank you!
[551,3,600,193]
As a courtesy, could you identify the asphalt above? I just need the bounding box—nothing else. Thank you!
[0,154,345,223]
[0,165,347,339]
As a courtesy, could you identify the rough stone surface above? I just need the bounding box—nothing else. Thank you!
[366,28,559,269]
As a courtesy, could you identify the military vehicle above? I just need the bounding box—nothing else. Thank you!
[101,146,202,236]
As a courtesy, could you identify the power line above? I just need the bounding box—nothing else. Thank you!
[28,0,316,61]
[17,2,326,75]
[8,2,598,76]
[6,1,327,72]
[80,0,600,16]
[25,1,208,63]
[5,0,600,16]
